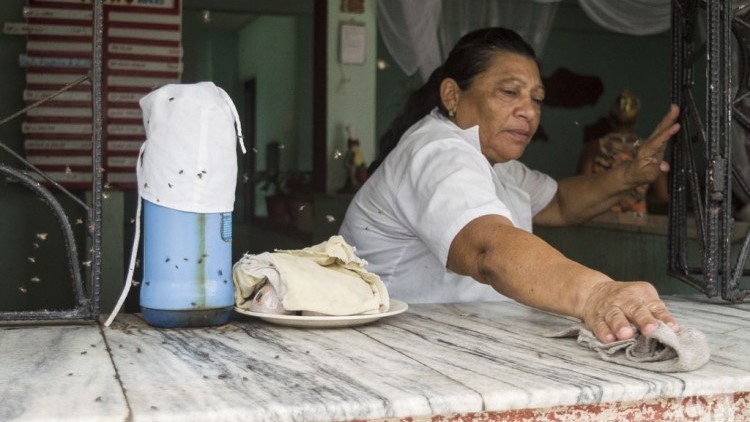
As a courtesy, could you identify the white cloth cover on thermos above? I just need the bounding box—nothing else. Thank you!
[105,81,245,328]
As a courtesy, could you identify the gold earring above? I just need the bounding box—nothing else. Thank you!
[448,109,456,120]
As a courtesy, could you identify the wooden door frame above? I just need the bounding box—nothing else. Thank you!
[312,0,327,193]
[242,78,257,222]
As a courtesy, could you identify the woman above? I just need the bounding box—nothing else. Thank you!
[339,28,680,344]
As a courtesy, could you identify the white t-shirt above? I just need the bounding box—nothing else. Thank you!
[338,110,558,304]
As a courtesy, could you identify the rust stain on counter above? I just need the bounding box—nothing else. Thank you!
[366,391,750,422]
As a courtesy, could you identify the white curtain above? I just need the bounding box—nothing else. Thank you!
[377,0,673,81]
[439,0,561,60]
[377,0,561,81]
[577,0,671,36]
[377,0,443,81]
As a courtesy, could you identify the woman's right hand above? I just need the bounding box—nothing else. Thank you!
[580,280,680,343]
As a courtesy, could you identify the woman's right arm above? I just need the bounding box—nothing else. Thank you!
[446,214,678,343]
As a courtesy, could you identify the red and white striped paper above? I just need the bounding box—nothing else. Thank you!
[18,0,182,189]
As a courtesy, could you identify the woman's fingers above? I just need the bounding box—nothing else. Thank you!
[640,104,680,156]
[584,281,679,343]
[623,105,680,185]
[650,104,681,140]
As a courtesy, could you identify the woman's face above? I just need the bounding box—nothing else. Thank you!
[450,51,544,164]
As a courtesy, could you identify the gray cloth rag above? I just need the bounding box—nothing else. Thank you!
[546,321,710,372]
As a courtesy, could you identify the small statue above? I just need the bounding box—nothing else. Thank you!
[338,126,368,193]
[580,89,668,215]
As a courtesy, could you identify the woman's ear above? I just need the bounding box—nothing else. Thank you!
[440,78,460,112]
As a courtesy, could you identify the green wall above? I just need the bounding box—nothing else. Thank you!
[182,10,314,218]
[326,0,378,192]
[239,17,299,173]
[524,1,673,180]
[374,29,422,148]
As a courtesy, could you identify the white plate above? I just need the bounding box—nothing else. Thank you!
[234,299,408,328]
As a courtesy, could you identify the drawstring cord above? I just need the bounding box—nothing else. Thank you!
[216,85,246,155]
[104,190,142,327]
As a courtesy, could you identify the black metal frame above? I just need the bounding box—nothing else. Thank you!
[669,0,750,302]
[0,0,104,321]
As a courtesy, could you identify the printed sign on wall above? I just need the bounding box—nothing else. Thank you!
[12,0,182,189]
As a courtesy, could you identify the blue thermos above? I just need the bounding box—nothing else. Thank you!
[102,82,245,330]
[140,200,234,328]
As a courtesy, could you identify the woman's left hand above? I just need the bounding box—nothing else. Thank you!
[624,104,681,186]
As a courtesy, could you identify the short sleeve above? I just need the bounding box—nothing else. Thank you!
[395,139,511,265]
[496,161,558,216]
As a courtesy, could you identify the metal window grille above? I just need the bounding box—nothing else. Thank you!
[669,0,750,302]
[0,0,103,321]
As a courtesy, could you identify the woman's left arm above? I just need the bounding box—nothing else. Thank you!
[534,105,680,226]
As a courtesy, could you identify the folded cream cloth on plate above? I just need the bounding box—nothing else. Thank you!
[233,235,389,316]
[546,322,710,372]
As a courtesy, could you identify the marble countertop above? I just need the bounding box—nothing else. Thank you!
[1,296,749,421]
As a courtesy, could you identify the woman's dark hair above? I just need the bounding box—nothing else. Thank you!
[368,27,538,175]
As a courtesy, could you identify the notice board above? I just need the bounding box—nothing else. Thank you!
[11,0,183,189]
